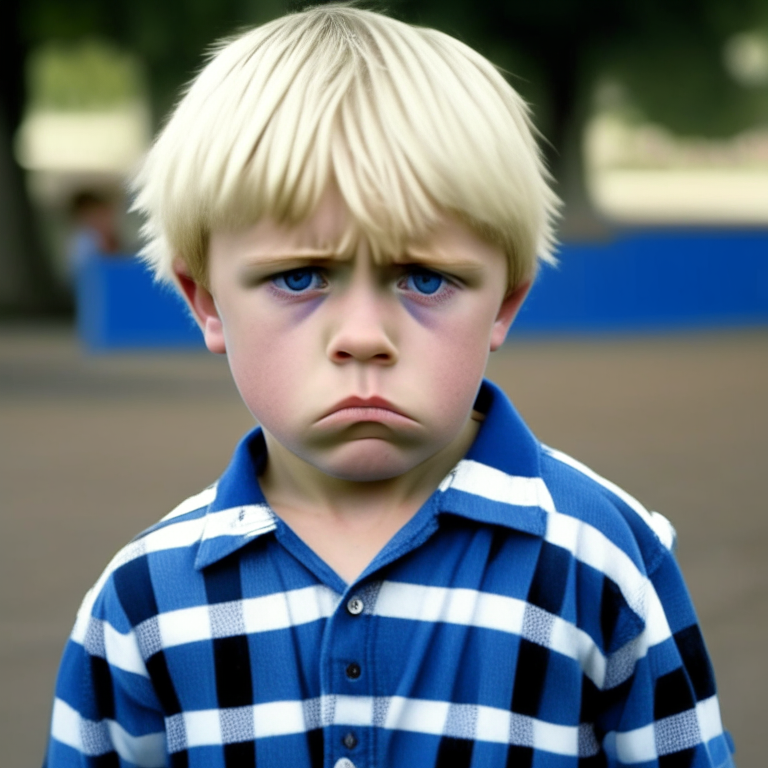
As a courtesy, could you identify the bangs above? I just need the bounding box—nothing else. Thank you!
[134,5,559,289]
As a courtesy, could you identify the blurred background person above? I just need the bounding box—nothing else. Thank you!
[66,189,122,276]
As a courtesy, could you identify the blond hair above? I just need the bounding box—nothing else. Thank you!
[133,3,559,291]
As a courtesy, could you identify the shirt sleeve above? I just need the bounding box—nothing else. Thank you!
[598,547,736,767]
[43,574,168,767]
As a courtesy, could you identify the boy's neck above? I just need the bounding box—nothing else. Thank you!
[258,415,481,583]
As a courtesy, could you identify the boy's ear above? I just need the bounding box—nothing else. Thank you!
[490,280,531,351]
[172,261,226,354]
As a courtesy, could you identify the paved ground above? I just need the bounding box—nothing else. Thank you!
[2,325,766,766]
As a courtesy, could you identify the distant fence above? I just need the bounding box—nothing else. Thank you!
[76,229,768,350]
[513,229,768,336]
[76,257,204,350]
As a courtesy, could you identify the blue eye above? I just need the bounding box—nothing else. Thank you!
[406,270,444,295]
[273,268,323,293]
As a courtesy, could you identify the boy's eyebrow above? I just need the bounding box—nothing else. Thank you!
[239,249,346,268]
[398,246,486,270]
[237,247,488,271]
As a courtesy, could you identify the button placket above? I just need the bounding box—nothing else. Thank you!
[326,585,376,768]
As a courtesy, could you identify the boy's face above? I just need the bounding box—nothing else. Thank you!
[178,190,528,482]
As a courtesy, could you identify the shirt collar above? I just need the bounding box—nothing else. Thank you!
[194,431,277,569]
[436,379,549,537]
[194,379,547,570]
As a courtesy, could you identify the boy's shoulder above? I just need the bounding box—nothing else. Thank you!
[70,487,219,629]
[454,380,677,582]
[539,445,677,570]
[448,439,677,598]
[69,485,246,635]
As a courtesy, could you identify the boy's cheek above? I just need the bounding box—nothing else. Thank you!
[224,328,322,421]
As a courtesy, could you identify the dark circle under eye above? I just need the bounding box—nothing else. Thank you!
[284,269,313,291]
[411,271,443,295]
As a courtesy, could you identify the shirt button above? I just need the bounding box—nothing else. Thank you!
[345,662,361,679]
[346,596,364,615]
[342,732,358,749]
[334,759,355,768]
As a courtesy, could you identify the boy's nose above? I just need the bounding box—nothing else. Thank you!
[326,291,398,365]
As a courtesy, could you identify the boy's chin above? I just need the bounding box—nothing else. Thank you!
[309,440,433,483]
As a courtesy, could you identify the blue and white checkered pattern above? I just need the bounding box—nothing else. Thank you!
[44,380,735,767]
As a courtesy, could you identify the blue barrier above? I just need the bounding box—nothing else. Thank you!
[76,256,204,350]
[75,229,768,350]
[512,228,768,335]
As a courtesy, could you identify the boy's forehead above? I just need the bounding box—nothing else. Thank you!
[209,195,505,271]
[236,188,352,254]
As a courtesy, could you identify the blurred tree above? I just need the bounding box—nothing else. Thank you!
[387,0,768,235]
[27,39,145,112]
[0,0,62,314]
[2,0,284,313]
[21,0,286,122]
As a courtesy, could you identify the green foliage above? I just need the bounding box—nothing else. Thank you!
[26,39,146,111]
[21,0,113,42]
[127,0,288,119]
[387,0,768,139]
[605,30,768,137]
[23,0,289,123]
[18,0,768,184]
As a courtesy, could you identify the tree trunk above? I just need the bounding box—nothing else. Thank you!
[0,0,63,315]
[0,106,64,314]
[541,43,613,242]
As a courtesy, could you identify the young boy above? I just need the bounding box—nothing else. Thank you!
[44,5,735,767]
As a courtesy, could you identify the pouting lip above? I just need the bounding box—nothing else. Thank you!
[320,395,410,420]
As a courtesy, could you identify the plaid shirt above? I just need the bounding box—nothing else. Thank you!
[44,380,735,767]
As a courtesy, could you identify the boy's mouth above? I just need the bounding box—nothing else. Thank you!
[317,396,415,426]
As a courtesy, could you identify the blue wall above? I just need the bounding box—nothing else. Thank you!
[514,229,768,335]
[76,256,204,350]
[76,229,768,350]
